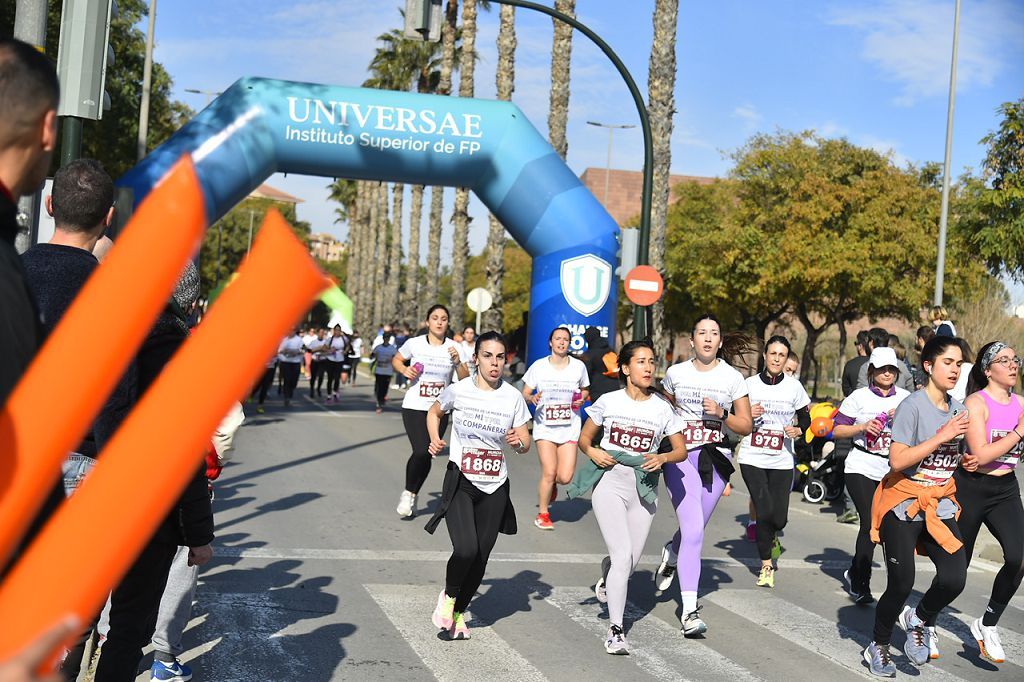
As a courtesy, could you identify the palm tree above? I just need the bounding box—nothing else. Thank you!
[329,178,359,292]
[403,185,425,323]
[373,182,389,328]
[449,0,479,332]
[548,0,575,160]
[384,183,404,325]
[647,0,679,362]
[484,3,516,333]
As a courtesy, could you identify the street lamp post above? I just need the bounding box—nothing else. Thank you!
[137,0,157,162]
[934,0,961,306]
[184,87,223,108]
[586,121,635,207]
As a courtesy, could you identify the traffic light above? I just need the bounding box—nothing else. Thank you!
[56,0,118,121]
[616,227,638,279]
[404,0,443,42]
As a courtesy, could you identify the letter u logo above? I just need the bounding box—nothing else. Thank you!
[560,254,612,317]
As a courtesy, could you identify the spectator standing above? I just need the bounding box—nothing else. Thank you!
[930,305,957,337]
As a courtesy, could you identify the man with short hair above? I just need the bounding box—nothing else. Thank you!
[841,330,871,398]
[854,327,915,392]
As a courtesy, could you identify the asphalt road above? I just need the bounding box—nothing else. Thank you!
[132,374,1024,681]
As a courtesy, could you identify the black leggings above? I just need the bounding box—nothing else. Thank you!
[873,511,967,645]
[310,359,326,395]
[279,361,301,399]
[445,468,510,613]
[955,469,1024,626]
[374,374,391,407]
[740,464,793,561]
[254,365,276,405]
[326,360,344,395]
[846,471,882,593]
[403,408,450,494]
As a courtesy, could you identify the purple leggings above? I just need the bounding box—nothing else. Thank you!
[664,448,728,593]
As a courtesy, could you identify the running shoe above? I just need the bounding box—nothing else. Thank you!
[971,618,1005,663]
[836,509,860,524]
[770,537,785,562]
[898,605,931,666]
[595,556,611,603]
[863,641,896,678]
[431,590,456,631]
[745,521,757,543]
[842,569,875,605]
[256,405,265,414]
[534,512,554,530]
[604,624,629,655]
[150,659,193,681]
[927,626,940,660]
[397,491,416,518]
[375,407,383,414]
[681,605,707,637]
[451,611,471,640]
[756,565,774,588]
[654,542,677,592]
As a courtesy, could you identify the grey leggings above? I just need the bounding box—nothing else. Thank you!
[591,465,657,627]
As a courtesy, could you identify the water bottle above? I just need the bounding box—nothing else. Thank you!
[412,362,424,377]
[572,390,582,412]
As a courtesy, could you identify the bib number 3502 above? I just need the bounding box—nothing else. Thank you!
[461,448,504,479]
[608,423,655,453]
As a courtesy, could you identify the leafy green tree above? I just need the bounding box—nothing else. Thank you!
[463,239,531,333]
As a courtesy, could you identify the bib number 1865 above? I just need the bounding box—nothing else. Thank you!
[609,423,655,453]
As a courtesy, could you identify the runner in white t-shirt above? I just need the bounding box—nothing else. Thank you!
[571,338,686,655]
[833,346,910,606]
[276,329,305,408]
[323,326,349,403]
[521,326,590,530]
[424,331,532,640]
[393,304,470,517]
[736,335,811,589]
[653,314,753,637]
[301,329,316,378]
[307,329,329,399]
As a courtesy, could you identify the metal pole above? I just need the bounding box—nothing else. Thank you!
[489,0,654,340]
[12,0,49,254]
[137,0,157,161]
[59,117,84,167]
[604,128,613,205]
[476,310,481,336]
[215,221,222,288]
[934,0,960,307]
[247,209,255,254]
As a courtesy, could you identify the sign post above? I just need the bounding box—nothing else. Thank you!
[466,287,493,334]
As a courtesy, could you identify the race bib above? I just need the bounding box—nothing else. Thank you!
[608,422,656,453]
[866,431,893,454]
[419,381,445,399]
[461,448,504,481]
[544,403,573,426]
[914,441,962,483]
[991,429,1023,467]
[682,419,723,447]
[751,429,784,452]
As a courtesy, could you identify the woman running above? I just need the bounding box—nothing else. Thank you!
[370,332,398,414]
[324,325,348,403]
[832,347,910,606]
[522,326,590,530]
[957,341,1024,664]
[568,338,685,655]
[347,331,364,385]
[736,335,810,588]
[308,328,328,399]
[654,314,753,636]
[862,335,975,677]
[276,329,304,408]
[424,331,531,640]
[393,304,470,518]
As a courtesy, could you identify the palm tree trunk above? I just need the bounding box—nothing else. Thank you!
[437,0,459,96]
[484,3,517,333]
[648,0,679,365]
[548,0,575,160]
[424,185,444,305]
[347,182,369,309]
[373,182,389,328]
[402,184,424,323]
[384,183,404,324]
[450,0,478,333]
[359,181,380,334]
[344,185,363,296]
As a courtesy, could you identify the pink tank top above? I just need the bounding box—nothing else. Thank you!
[978,390,1024,471]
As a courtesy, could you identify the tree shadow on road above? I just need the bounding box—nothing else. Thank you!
[469,569,553,626]
[214,491,325,531]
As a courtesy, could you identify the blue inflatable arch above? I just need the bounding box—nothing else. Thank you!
[119,77,619,366]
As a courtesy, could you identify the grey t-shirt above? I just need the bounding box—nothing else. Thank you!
[889,389,966,520]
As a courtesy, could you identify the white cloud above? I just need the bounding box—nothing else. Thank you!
[732,104,763,131]
[812,121,910,167]
[828,0,1024,106]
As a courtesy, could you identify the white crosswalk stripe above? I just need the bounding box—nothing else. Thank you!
[704,588,967,681]
[543,587,763,682]
[364,583,548,682]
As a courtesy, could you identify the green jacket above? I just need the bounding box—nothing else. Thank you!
[566,450,661,505]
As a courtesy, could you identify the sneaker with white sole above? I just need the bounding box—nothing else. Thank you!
[604,624,629,655]
[397,490,415,518]
[431,590,456,631]
[451,611,471,640]
[681,605,707,637]
[842,569,875,605]
[927,626,939,660]
[150,659,193,682]
[862,641,896,678]
[654,542,677,592]
[971,618,1005,663]
[595,556,611,604]
[898,605,931,666]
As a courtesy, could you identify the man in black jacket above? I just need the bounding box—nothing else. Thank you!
[0,37,62,573]
[580,326,619,402]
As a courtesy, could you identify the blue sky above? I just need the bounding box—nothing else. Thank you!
[149,0,1023,286]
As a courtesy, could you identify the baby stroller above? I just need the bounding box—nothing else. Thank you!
[799,438,844,503]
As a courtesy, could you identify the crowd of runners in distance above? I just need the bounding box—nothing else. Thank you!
[372,301,1023,678]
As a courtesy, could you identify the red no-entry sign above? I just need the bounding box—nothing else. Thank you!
[624,265,664,306]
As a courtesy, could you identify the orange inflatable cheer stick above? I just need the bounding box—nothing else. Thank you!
[0,211,325,661]
[0,157,206,570]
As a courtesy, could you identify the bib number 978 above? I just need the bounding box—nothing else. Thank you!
[751,430,783,451]
[609,423,655,453]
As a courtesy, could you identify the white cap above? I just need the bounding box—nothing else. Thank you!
[868,347,899,371]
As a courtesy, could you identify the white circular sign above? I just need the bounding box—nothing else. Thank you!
[466,287,493,313]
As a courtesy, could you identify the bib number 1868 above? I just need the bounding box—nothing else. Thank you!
[461,448,503,479]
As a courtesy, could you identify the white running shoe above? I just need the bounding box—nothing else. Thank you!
[971,618,1005,663]
[654,542,677,592]
[594,578,607,604]
[927,626,939,660]
[681,605,707,637]
[396,491,415,518]
[604,624,629,655]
